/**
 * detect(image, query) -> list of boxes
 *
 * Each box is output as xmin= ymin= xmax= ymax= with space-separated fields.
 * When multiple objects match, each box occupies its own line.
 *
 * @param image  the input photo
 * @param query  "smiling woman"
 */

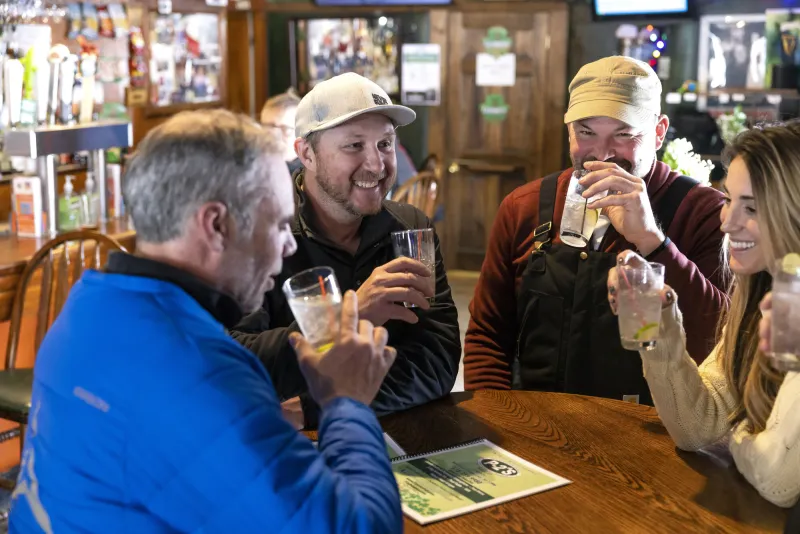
xmin=721 ymin=157 xmax=764 ymax=275
xmin=716 ymin=122 xmax=800 ymax=433
xmin=610 ymin=120 xmax=800 ymax=508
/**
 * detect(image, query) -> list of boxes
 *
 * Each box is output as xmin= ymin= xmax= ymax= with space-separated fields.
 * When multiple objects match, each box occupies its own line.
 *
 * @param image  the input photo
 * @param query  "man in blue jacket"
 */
xmin=9 ymin=109 xmax=403 ymax=533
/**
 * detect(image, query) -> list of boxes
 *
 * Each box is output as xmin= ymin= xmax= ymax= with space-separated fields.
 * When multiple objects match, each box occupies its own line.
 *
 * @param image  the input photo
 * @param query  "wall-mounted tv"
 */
xmin=593 ymin=0 xmax=690 ymax=21
xmin=314 ymin=0 xmax=450 ymax=5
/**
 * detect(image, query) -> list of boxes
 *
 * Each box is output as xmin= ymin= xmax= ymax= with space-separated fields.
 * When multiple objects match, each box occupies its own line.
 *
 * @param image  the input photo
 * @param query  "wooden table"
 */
xmin=0 ymin=219 xmax=136 ymax=323
xmin=377 ymin=390 xmax=788 ymax=533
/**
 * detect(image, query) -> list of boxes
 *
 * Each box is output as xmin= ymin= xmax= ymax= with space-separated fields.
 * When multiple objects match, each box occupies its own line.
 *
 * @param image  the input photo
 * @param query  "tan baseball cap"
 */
xmin=295 ymin=73 xmax=416 ymax=139
xmin=564 ymin=56 xmax=662 ymax=130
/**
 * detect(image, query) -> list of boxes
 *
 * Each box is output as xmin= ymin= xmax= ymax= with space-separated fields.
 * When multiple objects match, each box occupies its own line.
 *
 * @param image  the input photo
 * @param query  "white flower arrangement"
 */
xmin=661 ymin=138 xmax=715 ymax=185
xmin=716 ymin=105 xmax=748 ymax=145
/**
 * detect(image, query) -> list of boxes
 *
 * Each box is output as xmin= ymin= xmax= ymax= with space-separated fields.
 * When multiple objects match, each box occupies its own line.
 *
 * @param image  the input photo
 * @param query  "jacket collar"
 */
xmin=105 ymin=252 xmax=243 ymax=329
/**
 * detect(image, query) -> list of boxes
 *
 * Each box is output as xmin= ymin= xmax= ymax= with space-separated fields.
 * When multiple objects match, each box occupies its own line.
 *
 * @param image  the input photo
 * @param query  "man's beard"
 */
xmin=315 ymin=162 xmax=396 ymax=217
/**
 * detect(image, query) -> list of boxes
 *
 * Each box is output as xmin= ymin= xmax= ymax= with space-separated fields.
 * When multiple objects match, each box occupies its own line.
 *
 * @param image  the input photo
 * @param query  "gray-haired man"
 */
xmin=10 ymin=109 xmax=403 ymax=532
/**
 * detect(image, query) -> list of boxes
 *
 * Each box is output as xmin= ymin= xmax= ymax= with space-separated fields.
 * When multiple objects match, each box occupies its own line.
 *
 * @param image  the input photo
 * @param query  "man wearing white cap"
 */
xmin=232 ymin=73 xmax=461 ymax=429
xmin=464 ymin=56 xmax=727 ymax=404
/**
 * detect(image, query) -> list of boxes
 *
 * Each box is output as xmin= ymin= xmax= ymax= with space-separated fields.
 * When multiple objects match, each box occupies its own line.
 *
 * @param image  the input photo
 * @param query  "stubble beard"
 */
xmin=314 ymin=159 xmax=396 ymax=217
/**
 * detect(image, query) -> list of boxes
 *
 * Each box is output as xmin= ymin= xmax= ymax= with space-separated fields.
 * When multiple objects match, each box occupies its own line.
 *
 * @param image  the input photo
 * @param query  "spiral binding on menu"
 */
xmin=390 ymin=438 xmax=487 ymax=464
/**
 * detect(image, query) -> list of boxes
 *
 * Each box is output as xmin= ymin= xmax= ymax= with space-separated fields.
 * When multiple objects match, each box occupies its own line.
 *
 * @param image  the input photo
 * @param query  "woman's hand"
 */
xmin=758 ymin=291 xmax=773 ymax=354
xmin=607 ymin=250 xmax=677 ymax=315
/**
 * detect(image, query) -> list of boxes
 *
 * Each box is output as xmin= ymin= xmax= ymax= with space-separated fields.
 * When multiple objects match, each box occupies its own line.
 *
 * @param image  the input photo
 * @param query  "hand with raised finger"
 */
xmin=291 ymin=290 xmax=398 ymax=408
xmin=609 ymin=250 xmax=676 ymax=313
xmin=580 ymin=161 xmax=666 ymax=256
xmin=355 ymin=256 xmax=434 ymax=326
xmin=608 ymin=250 xmax=645 ymax=314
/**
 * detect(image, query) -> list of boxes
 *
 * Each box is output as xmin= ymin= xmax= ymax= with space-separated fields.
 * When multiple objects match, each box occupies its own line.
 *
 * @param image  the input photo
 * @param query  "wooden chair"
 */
xmin=0 ymin=230 xmax=125 ymax=488
xmin=392 ymin=171 xmax=441 ymax=219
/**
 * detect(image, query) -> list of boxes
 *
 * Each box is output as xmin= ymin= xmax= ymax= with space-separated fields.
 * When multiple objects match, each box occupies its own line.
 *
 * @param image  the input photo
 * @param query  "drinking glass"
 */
xmin=282 ymin=266 xmax=342 ymax=353
xmin=559 ymin=170 xmax=608 ymax=248
xmin=768 ymin=257 xmax=800 ymax=371
xmin=617 ymin=262 xmax=665 ymax=351
xmin=390 ymin=228 xmax=436 ymax=307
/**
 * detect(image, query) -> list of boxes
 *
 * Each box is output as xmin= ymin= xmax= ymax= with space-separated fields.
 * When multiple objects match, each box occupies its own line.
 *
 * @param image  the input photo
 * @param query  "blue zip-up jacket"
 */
xmin=9 ymin=270 xmax=402 ymax=533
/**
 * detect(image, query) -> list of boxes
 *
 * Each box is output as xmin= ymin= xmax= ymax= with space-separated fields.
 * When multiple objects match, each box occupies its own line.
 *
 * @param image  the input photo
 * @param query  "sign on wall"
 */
xmin=477 ymin=26 xmax=514 ymax=121
xmin=476 ymin=53 xmax=516 ymax=87
xmin=401 ymin=43 xmax=441 ymax=106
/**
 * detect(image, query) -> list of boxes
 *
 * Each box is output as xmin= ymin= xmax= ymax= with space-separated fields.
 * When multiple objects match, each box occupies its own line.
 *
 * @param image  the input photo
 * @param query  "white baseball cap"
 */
xmin=295 ymin=73 xmax=416 ymax=139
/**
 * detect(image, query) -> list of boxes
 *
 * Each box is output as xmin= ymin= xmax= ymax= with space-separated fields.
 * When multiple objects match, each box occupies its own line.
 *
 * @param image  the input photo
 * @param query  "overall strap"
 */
xmin=533 ymin=170 xmax=563 ymax=246
xmin=654 ymin=174 xmax=700 ymax=233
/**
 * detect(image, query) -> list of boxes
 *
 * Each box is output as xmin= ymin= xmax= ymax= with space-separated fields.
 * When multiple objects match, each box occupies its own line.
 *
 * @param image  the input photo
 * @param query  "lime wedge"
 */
xmin=781 ymin=253 xmax=800 ymax=276
xmin=633 ymin=322 xmax=659 ymax=340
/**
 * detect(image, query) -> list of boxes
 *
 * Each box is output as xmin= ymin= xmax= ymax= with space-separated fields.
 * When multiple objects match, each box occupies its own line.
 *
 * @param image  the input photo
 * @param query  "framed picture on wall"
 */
xmin=697 ymin=14 xmax=767 ymax=94
xmin=290 ymin=17 xmax=400 ymax=98
xmin=765 ymin=9 xmax=800 ymax=88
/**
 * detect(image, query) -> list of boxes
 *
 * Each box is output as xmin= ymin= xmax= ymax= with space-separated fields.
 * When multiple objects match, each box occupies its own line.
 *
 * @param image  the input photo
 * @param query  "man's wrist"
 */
xmin=635 ymin=230 xmax=666 ymax=257
xmin=319 ymin=395 xmax=371 ymax=410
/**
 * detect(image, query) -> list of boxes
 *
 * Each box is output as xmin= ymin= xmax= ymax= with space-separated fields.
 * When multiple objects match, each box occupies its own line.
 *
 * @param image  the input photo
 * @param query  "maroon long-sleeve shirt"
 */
xmin=464 ymin=161 xmax=729 ymax=391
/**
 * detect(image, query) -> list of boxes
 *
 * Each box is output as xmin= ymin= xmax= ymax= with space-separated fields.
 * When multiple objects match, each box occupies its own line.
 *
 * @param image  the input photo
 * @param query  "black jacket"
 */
xmin=231 ymin=178 xmax=461 ymax=428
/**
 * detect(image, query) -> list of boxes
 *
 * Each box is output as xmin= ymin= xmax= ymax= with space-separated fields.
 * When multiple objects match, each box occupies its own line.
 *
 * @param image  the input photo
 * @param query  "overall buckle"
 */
xmin=533 ymin=222 xmax=552 ymax=251
xmin=533 ymin=221 xmax=552 ymax=238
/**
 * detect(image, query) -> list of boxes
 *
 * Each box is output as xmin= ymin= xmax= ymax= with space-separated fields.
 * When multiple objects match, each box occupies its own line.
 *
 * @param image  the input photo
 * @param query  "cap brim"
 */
xmin=305 ymin=104 xmax=417 ymax=136
xmin=564 ymin=100 xmax=658 ymax=130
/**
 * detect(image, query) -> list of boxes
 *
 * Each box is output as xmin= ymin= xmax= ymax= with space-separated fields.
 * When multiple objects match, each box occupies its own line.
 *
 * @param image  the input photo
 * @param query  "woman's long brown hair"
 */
xmin=719 ymin=121 xmax=800 ymax=432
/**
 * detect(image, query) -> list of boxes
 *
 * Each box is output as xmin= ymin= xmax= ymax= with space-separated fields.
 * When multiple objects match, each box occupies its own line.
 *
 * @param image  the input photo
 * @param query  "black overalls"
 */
xmin=513 ymin=171 xmax=699 ymax=405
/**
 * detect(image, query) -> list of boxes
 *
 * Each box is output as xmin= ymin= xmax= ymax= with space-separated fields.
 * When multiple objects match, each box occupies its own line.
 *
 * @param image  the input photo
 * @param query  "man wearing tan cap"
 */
xmin=463 ymin=56 xmax=727 ymax=404
xmin=232 ymin=73 xmax=461 ymax=429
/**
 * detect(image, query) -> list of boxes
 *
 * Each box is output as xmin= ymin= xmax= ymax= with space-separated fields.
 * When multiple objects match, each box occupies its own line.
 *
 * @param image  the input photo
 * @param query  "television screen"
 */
xmin=315 ymin=0 xmax=450 ymax=5
xmin=593 ymin=0 xmax=689 ymax=18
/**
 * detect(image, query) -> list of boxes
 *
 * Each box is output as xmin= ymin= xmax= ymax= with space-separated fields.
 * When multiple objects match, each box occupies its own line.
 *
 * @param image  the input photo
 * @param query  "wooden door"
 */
xmin=429 ymin=4 xmax=569 ymax=271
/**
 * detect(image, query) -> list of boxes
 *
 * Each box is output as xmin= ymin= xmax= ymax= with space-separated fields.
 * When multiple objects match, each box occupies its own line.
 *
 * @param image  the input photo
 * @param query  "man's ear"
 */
xmin=654 ymin=114 xmax=670 ymax=151
xmin=197 ymin=201 xmax=230 ymax=252
xmin=295 ymin=137 xmax=317 ymax=173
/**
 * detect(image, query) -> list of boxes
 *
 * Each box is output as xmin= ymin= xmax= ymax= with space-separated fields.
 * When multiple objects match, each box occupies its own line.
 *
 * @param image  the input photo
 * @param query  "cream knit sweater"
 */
xmin=640 ymin=303 xmax=800 ymax=508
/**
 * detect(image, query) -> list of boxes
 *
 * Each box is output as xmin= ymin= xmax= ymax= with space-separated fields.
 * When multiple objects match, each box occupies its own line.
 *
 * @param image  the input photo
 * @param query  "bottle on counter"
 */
xmin=80 ymin=171 xmax=100 ymax=228
xmin=58 ymin=175 xmax=82 ymax=231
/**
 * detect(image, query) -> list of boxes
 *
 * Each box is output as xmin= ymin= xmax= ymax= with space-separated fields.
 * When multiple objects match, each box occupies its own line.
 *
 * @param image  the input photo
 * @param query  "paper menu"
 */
xmin=391 ymin=439 xmax=570 ymax=525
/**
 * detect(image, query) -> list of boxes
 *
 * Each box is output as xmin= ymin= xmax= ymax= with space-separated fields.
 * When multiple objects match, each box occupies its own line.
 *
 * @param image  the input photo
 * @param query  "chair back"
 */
xmin=5 ymin=231 xmax=126 ymax=369
xmin=392 ymin=171 xmax=440 ymax=219
xmin=418 ymin=154 xmax=441 ymax=177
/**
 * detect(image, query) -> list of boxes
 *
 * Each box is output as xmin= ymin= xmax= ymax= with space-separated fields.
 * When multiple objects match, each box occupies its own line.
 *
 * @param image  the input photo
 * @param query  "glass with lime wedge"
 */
xmin=617 ymin=262 xmax=665 ymax=351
